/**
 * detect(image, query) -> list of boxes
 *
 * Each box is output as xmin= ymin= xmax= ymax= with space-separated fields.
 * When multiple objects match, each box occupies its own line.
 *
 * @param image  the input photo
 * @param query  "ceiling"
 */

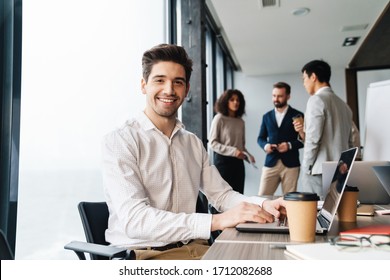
xmin=207 ymin=0 xmax=390 ymax=76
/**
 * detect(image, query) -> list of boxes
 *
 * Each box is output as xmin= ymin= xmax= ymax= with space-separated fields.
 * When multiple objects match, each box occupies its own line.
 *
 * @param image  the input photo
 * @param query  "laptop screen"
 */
xmin=372 ymin=165 xmax=390 ymax=196
xmin=319 ymin=147 xmax=358 ymax=223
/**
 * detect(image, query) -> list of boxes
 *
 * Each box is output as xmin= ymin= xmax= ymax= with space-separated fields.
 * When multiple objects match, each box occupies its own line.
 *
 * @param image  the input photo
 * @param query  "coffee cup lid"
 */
xmin=344 ymin=185 xmax=359 ymax=192
xmin=284 ymin=192 xmax=320 ymax=201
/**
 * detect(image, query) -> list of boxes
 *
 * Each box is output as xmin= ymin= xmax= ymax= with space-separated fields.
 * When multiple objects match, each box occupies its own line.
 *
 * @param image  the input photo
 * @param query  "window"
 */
xmin=204 ymin=7 xmax=236 ymax=161
xmin=16 ymin=0 xmax=167 ymax=259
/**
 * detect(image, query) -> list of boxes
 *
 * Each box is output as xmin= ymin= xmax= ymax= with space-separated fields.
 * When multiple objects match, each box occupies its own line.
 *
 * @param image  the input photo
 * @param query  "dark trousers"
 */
xmin=214 ymin=153 xmax=245 ymax=194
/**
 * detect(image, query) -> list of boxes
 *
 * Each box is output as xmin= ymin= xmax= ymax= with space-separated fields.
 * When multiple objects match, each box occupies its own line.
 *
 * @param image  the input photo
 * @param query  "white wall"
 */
xmin=234 ymin=68 xmax=347 ymax=196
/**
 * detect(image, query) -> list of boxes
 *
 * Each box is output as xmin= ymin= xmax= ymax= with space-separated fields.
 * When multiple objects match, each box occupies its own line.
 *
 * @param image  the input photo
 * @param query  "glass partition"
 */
xmin=17 ymin=0 xmax=167 ymax=259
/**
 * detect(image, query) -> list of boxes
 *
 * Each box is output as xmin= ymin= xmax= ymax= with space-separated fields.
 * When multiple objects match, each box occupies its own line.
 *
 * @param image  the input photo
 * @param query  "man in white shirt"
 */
xmin=102 ymin=44 xmax=286 ymax=260
xmin=294 ymin=60 xmax=353 ymax=197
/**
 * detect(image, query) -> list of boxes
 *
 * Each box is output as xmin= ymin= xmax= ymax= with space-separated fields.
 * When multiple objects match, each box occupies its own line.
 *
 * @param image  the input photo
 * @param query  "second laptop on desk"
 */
xmin=322 ymin=160 xmax=390 ymax=204
xmin=236 ymin=147 xmax=358 ymax=234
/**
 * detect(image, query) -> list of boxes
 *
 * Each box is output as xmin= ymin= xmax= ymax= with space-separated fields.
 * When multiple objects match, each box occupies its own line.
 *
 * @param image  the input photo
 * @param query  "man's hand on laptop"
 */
xmin=211 ymin=201 xmax=279 ymax=231
xmin=262 ymin=197 xmax=287 ymax=220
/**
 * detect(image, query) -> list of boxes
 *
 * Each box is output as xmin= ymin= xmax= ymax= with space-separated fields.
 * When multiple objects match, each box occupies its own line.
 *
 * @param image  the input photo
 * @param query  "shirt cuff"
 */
xmin=196 ymin=213 xmax=214 ymax=240
xmin=264 ymin=143 xmax=270 ymax=152
xmin=288 ymin=142 xmax=292 ymax=150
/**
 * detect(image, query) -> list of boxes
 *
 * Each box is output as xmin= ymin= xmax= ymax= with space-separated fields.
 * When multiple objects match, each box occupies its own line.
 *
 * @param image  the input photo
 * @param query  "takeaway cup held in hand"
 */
xmin=292 ymin=114 xmax=303 ymax=126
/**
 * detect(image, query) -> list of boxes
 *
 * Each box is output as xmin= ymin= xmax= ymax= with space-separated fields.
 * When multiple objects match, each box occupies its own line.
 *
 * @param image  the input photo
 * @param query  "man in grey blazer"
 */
xmin=294 ymin=60 xmax=353 ymax=197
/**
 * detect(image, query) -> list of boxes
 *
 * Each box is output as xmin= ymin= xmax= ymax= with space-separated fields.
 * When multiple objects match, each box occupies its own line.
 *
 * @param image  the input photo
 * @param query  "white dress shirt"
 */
xmin=102 ymin=112 xmax=266 ymax=249
xmin=274 ymin=106 xmax=288 ymax=127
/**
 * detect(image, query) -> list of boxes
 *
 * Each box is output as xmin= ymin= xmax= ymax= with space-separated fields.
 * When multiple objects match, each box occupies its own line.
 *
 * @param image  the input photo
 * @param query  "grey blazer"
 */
xmin=303 ymin=87 xmax=353 ymax=175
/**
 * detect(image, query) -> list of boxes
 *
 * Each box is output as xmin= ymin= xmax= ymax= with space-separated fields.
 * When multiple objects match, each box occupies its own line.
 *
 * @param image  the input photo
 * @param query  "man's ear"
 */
xmin=141 ymin=78 xmax=147 ymax=94
xmin=310 ymin=73 xmax=318 ymax=82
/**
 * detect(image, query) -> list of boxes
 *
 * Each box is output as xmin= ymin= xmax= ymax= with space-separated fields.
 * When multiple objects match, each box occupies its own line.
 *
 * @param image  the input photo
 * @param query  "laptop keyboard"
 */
xmin=317 ymin=214 xmax=329 ymax=229
xmin=277 ymin=216 xmax=288 ymax=227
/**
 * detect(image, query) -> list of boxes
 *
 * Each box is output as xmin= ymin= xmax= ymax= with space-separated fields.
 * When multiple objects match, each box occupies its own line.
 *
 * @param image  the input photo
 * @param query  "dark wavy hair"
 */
xmin=142 ymin=44 xmax=193 ymax=85
xmin=215 ymin=89 xmax=246 ymax=117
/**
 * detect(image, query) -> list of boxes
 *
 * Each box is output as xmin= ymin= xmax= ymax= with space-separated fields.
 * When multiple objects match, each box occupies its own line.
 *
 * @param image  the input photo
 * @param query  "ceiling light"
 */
xmin=291 ymin=7 xmax=310 ymax=16
xmin=342 ymin=37 xmax=360 ymax=47
xmin=341 ymin=24 xmax=368 ymax=32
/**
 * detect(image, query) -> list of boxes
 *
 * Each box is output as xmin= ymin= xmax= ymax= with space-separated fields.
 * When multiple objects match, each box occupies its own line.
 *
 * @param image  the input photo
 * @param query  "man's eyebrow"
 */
xmin=151 ymin=74 xmax=166 ymax=79
xmin=175 ymin=77 xmax=186 ymax=83
xmin=151 ymin=75 xmax=186 ymax=82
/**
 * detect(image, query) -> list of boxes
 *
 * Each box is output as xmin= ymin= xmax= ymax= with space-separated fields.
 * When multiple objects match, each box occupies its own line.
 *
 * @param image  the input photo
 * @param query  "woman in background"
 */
xmin=209 ymin=89 xmax=255 ymax=194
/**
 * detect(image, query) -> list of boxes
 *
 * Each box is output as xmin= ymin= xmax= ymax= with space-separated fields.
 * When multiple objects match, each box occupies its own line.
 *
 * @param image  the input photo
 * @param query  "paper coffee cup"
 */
xmin=337 ymin=186 xmax=359 ymax=222
xmin=292 ymin=114 xmax=303 ymax=124
xmin=284 ymin=192 xmax=320 ymax=242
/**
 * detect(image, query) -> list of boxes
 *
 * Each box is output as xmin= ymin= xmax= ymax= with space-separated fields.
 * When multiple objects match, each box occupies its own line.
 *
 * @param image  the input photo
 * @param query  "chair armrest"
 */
xmin=64 ymin=241 xmax=134 ymax=260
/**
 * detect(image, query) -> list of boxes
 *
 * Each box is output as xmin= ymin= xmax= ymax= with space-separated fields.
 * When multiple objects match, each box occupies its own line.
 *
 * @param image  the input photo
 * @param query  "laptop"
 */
xmin=372 ymin=165 xmax=390 ymax=198
xmin=322 ymin=161 xmax=390 ymax=204
xmin=236 ymin=147 xmax=358 ymax=234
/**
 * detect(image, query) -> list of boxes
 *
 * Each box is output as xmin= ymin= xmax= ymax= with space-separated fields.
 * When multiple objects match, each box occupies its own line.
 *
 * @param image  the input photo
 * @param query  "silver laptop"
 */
xmin=236 ymin=147 xmax=358 ymax=234
xmin=372 ymin=166 xmax=390 ymax=198
xmin=322 ymin=161 xmax=390 ymax=204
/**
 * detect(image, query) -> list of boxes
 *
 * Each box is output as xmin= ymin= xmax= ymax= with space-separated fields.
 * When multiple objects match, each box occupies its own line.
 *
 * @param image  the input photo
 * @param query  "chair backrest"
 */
xmin=0 ymin=229 xmax=14 ymax=260
xmin=78 ymin=201 xmax=110 ymax=260
xmin=196 ymin=192 xmax=219 ymax=245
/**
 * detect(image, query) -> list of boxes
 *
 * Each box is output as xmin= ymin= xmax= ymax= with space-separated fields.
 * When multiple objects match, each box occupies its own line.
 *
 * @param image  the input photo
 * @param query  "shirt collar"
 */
xmin=274 ymin=105 xmax=289 ymax=114
xmin=137 ymin=111 xmax=185 ymax=133
xmin=315 ymin=86 xmax=330 ymax=95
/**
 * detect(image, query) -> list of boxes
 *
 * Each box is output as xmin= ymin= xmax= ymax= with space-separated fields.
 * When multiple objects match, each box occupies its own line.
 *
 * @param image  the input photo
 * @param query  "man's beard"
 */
xmin=274 ymin=101 xmax=287 ymax=108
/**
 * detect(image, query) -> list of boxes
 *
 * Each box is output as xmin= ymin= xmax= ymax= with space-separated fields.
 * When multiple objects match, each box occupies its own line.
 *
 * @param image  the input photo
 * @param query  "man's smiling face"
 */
xmin=142 ymin=61 xmax=189 ymax=121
